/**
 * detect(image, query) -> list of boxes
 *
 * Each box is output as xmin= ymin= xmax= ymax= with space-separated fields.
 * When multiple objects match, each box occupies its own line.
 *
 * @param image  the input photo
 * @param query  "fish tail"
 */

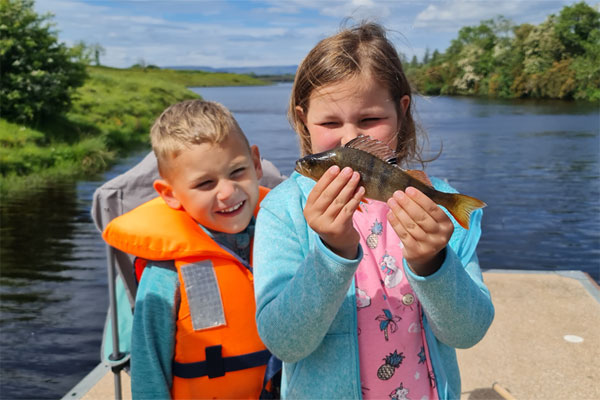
xmin=439 ymin=193 xmax=487 ymax=230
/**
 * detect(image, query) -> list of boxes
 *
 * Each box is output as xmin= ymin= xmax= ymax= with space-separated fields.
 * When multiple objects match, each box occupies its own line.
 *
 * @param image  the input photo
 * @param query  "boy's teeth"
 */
xmin=221 ymin=201 xmax=243 ymax=213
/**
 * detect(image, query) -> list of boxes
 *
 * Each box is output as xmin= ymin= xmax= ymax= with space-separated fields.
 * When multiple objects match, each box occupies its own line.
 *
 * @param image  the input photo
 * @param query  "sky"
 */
xmin=34 ymin=0 xmax=596 ymax=69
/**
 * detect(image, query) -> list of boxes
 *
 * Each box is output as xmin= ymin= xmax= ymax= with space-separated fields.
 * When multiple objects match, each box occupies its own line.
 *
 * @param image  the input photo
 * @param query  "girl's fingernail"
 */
xmin=394 ymin=190 xmax=404 ymax=200
xmin=342 ymin=167 xmax=352 ymax=175
xmin=329 ymin=165 xmax=340 ymax=174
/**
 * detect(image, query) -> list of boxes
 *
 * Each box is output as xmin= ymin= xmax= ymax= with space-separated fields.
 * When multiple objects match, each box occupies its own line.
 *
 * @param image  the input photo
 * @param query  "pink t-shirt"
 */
xmin=353 ymin=200 xmax=438 ymax=400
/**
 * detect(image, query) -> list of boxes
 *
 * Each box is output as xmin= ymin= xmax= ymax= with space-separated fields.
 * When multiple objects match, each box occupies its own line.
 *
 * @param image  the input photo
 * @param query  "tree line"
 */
xmin=1 ymin=0 xmax=598 ymax=130
xmin=405 ymin=2 xmax=600 ymax=101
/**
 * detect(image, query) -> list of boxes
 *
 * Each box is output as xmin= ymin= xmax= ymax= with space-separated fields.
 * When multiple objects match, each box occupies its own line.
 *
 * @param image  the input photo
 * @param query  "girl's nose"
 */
xmin=216 ymin=180 xmax=236 ymax=201
xmin=340 ymin=125 xmax=361 ymax=146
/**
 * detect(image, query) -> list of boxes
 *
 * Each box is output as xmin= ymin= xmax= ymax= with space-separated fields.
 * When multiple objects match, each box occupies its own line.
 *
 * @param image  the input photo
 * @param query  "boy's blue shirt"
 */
xmin=253 ymin=171 xmax=494 ymax=399
xmin=131 ymin=266 xmax=178 ymax=399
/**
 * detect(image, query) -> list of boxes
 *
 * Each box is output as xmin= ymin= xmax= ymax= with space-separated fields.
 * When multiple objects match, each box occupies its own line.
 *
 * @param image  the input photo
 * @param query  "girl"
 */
xmin=253 ymin=22 xmax=494 ymax=400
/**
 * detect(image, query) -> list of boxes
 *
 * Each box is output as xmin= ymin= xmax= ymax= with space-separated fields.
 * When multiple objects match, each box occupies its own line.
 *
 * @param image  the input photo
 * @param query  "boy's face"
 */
xmin=155 ymin=130 xmax=263 ymax=234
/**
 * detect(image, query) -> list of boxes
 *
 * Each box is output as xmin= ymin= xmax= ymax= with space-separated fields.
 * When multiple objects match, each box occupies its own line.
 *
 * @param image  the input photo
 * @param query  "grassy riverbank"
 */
xmin=0 ymin=66 xmax=268 ymax=195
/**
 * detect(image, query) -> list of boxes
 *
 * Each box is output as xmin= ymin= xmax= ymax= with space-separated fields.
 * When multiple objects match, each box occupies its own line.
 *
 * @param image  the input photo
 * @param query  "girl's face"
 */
xmin=297 ymin=73 xmax=410 ymax=154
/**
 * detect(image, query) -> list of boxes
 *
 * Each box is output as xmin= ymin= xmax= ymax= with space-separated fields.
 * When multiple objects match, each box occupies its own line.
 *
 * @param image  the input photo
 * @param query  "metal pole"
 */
xmin=106 ymin=244 xmax=124 ymax=400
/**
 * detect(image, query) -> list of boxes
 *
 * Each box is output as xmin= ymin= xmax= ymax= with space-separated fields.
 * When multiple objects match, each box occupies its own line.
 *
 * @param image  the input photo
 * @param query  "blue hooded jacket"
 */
xmin=253 ymin=172 xmax=494 ymax=399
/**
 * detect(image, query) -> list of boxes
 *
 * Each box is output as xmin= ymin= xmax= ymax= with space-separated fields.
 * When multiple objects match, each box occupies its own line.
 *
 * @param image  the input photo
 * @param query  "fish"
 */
xmin=295 ymin=135 xmax=486 ymax=229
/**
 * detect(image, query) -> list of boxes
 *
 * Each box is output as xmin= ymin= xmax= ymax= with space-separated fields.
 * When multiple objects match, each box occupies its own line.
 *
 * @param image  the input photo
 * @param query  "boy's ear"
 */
xmin=295 ymin=106 xmax=306 ymax=124
xmin=250 ymin=145 xmax=263 ymax=180
xmin=153 ymin=178 xmax=182 ymax=210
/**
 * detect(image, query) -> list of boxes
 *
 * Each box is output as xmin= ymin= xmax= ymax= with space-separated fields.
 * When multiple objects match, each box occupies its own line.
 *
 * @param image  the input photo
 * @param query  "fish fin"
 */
xmin=345 ymin=135 xmax=397 ymax=164
xmin=442 ymin=193 xmax=487 ymax=230
xmin=405 ymin=169 xmax=433 ymax=186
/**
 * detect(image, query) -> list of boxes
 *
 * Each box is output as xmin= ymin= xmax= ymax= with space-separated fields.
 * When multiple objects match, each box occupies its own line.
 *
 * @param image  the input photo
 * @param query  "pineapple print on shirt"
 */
xmin=377 ymin=350 xmax=405 ymax=380
xmin=367 ymin=219 xmax=383 ymax=249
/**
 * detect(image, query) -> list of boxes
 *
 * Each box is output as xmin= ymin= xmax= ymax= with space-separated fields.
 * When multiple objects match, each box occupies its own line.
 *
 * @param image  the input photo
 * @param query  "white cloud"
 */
xmin=32 ymin=0 xmax=584 ymax=68
xmin=416 ymin=1 xmax=518 ymax=30
xmin=321 ymin=0 xmax=391 ymax=18
xmin=260 ymin=0 xmax=390 ymax=18
xmin=413 ymin=0 xmax=574 ymax=31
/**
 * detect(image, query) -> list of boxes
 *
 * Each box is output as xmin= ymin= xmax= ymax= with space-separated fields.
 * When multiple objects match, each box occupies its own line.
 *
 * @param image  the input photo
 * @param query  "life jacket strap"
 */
xmin=172 ymin=345 xmax=271 ymax=379
xmin=260 ymin=354 xmax=282 ymax=399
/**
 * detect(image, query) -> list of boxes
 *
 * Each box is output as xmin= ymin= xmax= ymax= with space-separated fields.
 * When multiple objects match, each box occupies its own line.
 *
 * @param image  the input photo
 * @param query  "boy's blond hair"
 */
xmin=150 ymin=99 xmax=249 ymax=175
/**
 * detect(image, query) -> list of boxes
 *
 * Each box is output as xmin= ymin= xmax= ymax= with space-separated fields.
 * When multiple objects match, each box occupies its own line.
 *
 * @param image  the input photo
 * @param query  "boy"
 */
xmin=102 ymin=100 xmax=276 ymax=399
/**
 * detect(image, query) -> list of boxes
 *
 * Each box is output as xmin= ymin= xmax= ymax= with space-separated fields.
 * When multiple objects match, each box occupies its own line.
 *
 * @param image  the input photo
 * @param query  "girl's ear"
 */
xmin=295 ymin=106 xmax=307 ymax=124
xmin=399 ymin=95 xmax=410 ymax=116
xmin=250 ymin=145 xmax=263 ymax=180
xmin=153 ymin=179 xmax=182 ymax=210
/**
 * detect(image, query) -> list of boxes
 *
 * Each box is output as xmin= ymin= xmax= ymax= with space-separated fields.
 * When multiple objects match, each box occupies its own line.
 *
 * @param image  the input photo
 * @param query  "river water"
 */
xmin=0 ymin=83 xmax=598 ymax=398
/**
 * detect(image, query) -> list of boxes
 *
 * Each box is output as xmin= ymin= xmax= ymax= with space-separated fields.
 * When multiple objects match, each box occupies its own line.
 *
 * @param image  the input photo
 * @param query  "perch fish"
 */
xmin=295 ymin=135 xmax=486 ymax=229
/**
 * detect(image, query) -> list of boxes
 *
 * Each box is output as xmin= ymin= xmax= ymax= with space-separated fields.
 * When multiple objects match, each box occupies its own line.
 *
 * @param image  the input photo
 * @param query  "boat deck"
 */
xmin=457 ymin=270 xmax=599 ymax=399
xmin=63 ymin=269 xmax=600 ymax=400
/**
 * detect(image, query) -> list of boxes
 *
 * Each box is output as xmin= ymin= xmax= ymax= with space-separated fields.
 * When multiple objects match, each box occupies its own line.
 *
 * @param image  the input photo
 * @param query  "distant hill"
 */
xmin=165 ymin=65 xmax=297 ymax=76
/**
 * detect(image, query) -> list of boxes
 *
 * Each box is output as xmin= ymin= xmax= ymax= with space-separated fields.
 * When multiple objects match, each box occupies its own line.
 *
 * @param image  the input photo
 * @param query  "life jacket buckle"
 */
xmin=205 ymin=345 xmax=225 ymax=378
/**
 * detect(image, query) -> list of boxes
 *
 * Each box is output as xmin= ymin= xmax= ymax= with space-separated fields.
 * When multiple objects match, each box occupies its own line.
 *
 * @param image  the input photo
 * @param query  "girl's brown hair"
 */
xmin=289 ymin=21 xmax=425 ymax=166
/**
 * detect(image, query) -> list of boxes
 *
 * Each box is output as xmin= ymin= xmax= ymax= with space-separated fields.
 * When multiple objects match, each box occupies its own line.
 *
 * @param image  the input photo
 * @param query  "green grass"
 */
xmin=119 ymin=66 xmax=269 ymax=87
xmin=0 ymin=66 xmax=270 ymax=196
xmin=0 ymin=118 xmax=114 ymax=192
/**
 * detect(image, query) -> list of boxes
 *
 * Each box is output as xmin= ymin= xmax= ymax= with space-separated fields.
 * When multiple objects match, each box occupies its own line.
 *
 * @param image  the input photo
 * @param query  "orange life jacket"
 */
xmin=103 ymin=187 xmax=272 ymax=399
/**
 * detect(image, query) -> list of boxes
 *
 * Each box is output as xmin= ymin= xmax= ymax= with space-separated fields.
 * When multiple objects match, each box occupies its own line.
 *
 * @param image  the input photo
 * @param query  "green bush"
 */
xmin=410 ymin=2 xmax=599 ymax=101
xmin=0 ymin=0 xmax=87 ymax=124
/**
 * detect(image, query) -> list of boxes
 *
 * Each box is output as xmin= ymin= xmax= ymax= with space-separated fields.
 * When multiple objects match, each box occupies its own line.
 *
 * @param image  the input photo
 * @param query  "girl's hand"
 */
xmin=386 ymin=187 xmax=454 ymax=276
xmin=304 ymin=166 xmax=364 ymax=259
